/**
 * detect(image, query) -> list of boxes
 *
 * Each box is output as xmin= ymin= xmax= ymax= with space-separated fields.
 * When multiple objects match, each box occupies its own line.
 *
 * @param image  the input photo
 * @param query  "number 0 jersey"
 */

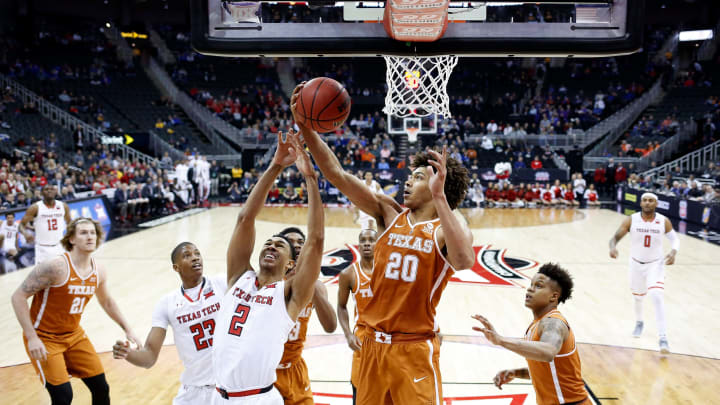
xmin=212 ymin=270 xmax=295 ymax=391
xmin=29 ymin=252 xmax=97 ymax=335
xmin=151 ymin=275 xmax=227 ymax=386
xmin=362 ymin=209 xmax=456 ymax=335
xmin=630 ymin=212 xmax=667 ymax=262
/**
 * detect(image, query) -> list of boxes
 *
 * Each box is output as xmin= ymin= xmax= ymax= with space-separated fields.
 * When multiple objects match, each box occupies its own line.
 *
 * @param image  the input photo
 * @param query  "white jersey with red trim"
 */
xmin=33 ymin=200 xmax=66 ymax=246
xmin=152 ymin=275 xmax=227 ymax=386
xmin=630 ymin=212 xmax=666 ymax=262
xmin=212 ymin=271 xmax=294 ymax=391
xmin=0 ymin=220 xmax=19 ymax=251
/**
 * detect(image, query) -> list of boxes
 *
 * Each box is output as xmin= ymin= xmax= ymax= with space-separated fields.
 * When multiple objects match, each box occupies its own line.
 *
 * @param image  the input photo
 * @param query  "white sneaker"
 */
xmin=659 ymin=338 xmax=670 ymax=354
xmin=632 ymin=321 xmax=644 ymax=338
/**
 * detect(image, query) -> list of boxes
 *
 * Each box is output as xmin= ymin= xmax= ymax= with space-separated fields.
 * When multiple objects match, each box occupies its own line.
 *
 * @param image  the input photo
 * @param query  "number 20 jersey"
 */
xmin=362 ymin=209 xmax=457 ymax=335
xmin=212 ymin=270 xmax=295 ymax=391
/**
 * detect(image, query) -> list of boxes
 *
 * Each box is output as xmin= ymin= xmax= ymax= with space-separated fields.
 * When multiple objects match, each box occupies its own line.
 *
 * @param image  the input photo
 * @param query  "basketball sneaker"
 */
xmin=659 ymin=338 xmax=670 ymax=354
xmin=632 ymin=321 xmax=643 ymax=338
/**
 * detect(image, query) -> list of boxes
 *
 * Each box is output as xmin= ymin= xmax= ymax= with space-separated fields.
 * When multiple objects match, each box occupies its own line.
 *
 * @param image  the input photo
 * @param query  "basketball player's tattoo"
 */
xmin=539 ymin=317 xmax=568 ymax=352
xmin=21 ymin=259 xmax=64 ymax=294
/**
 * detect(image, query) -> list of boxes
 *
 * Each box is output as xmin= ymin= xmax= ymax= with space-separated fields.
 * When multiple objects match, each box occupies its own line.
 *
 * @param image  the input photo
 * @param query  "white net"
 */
xmin=383 ymin=55 xmax=458 ymax=118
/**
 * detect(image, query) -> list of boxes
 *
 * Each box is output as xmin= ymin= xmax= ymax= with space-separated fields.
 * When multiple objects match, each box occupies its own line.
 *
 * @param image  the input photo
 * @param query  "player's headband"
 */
xmin=640 ymin=192 xmax=658 ymax=201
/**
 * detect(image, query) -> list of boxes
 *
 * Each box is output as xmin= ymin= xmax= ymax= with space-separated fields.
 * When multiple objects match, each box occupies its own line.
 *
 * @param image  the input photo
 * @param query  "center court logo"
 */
xmin=321 ymin=244 xmax=536 ymax=288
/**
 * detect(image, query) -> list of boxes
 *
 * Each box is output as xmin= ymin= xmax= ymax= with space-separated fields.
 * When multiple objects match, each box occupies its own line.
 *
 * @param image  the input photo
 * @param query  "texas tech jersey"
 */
xmin=152 ymin=275 xmax=227 ymax=386
xmin=33 ymin=200 xmax=66 ymax=245
xmin=0 ymin=220 xmax=19 ymax=251
xmin=630 ymin=212 xmax=667 ymax=262
xmin=212 ymin=271 xmax=294 ymax=391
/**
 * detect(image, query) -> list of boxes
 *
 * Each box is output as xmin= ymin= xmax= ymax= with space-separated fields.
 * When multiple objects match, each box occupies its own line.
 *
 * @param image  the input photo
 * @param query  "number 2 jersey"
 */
xmin=151 ymin=275 xmax=227 ymax=386
xmin=362 ymin=209 xmax=457 ymax=335
xmin=212 ymin=270 xmax=295 ymax=391
xmin=29 ymin=252 xmax=97 ymax=335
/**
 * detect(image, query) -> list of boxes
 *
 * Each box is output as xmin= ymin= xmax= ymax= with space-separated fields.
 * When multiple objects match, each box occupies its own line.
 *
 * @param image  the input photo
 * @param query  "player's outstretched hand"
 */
xmin=493 ymin=369 xmax=516 ymax=389
xmin=287 ymin=129 xmax=317 ymax=179
xmin=344 ymin=332 xmax=362 ymax=352
xmin=426 ymin=146 xmax=448 ymax=199
xmin=609 ymin=248 xmax=618 ymax=259
xmin=471 ymin=314 xmax=503 ymax=346
xmin=290 ymin=82 xmax=309 ymax=132
xmin=112 ymin=340 xmax=131 ymax=360
xmin=27 ymin=335 xmax=48 ymax=361
xmin=271 ymin=131 xmax=297 ymax=168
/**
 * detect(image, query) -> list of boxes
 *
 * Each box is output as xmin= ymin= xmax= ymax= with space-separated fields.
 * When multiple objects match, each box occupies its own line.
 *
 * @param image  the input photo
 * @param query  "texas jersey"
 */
xmin=152 ymin=275 xmax=227 ymax=386
xmin=350 ymin=262 xmax=373 ymax=326
xmin=213 ymin=271 xmax=295 ymax=391
xmin=630 ymin=212 xmax=667 ymax=262
xmin=29 ymin=252 xmax=97 ymax=334
xmin=525 ymin=310 xmax=588 ymax=405
xmin=0 ymin=220 xmax=19 ymax=251
xmin=362 ymin=209 xmax=455 ymax=335
xmin=33 ymin=200 xmax=66 ymax=245
xmin=280 ymin=302 xmax=313 ymax=364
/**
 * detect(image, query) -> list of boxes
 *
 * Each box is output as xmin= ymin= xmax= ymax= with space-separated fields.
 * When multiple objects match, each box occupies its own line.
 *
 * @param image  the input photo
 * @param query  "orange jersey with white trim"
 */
xmin=362 ymin=209 xmax=454 ymax=335
xmin=29 ymin=252 xmax=98 ymax=334
xmin=280 ymin=302 xmax=313 ymax=363
xmin=351 ymin=262 xmax=373 ymax=326
xmin=525 ymin=310 xmax=588 ymax=405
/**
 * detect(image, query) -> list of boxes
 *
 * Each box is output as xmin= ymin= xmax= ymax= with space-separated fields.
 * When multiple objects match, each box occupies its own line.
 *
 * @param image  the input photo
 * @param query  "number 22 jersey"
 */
xmin=151 ymin=275 xmax=227 ymax=386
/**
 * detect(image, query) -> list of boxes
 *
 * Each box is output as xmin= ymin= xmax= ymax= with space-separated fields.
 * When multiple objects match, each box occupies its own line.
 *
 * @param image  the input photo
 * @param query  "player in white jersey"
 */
xmin=0 ymin=212 xmax=21 ymax=273
xmin=355 ymin=172 xmax=383 ymax=230
xmin=609 ymin=192 xmax=679 ymax=354
xmin=198 ymin=156 xmax=212 ymax=205
xmin=19 ymin=185 xmax=71 ymax=265
xmin=112 ymin=242 xmax=227 ymax=405
xmin=212 ymin=130 xmax=324 ymax=404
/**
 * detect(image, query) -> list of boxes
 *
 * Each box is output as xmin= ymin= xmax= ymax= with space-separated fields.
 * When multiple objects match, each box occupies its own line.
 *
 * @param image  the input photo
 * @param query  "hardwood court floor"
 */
xmin=1 ymin=207 xmax=718 ymax=404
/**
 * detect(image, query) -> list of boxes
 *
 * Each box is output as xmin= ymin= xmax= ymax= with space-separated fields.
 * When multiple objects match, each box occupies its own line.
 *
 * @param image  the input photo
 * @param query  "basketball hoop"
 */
xmin=383 ymin=55 xmax=458 ymax=118
xmin=406 ymin=127 xmax=420 ymax=144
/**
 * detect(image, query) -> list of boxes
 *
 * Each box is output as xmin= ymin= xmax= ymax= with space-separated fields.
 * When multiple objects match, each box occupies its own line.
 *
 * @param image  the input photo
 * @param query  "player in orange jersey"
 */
xmin=337 ymin=229 xmax=377 ymax=404
xmin=291 ymin=83 xmax=474 ymax=405
xmin=274 ymin=226 xmax=337 ymax=405
xmin=11 ymin=217 xmax=140 ymax=405
xmin=472 ymin=263 xmax=591 ymax=405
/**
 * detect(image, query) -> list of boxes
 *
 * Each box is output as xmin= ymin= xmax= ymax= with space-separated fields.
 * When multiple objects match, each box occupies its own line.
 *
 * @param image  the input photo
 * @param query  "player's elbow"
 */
xmin=322 ymin=318 xmax=337 ymax=333
xmin=454 ymin=250 xmax=475 ymax=269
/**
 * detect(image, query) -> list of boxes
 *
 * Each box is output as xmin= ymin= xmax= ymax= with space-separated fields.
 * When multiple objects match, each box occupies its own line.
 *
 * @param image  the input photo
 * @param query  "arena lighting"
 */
xmin=679 ymin=29 xmax=714 ymax=42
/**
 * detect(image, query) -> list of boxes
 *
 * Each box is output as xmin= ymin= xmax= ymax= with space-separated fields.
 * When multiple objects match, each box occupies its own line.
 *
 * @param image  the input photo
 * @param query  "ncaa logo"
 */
xmin=534 ymin=171 xmax=550 ymax=182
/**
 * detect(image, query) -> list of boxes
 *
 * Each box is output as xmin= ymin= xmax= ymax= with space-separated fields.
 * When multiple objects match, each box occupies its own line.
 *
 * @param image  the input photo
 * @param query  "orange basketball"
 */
xmin=296 ymin=77 xmax=351 ymax=133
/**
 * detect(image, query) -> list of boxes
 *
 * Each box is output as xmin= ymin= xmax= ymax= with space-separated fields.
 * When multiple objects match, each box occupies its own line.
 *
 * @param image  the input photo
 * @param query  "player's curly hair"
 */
xmin=410 ymin=149 xmax=470 ymax=210
xmin=61 ymin=217 xmax=104 ymax=252
xmin=538 ymin=263 xmax=574 ymax=304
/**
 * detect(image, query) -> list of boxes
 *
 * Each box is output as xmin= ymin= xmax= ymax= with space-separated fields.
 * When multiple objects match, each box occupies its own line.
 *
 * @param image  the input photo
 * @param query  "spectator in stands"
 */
xmin=702 ymin=184 xmax=717 ymax=203
xmin=687 ymin=182 xmax=704 ymax=200
xmin=227 ymin=181 xmax=242 ymax=203
xmin=267 ymin=183 xmax=280 ymax=203
xmin=73 ymin=125 xmax=85 ymax=150
xmin=514 ymin=156 xmax=526 ymax=169
xmin=530 ymin=156 xmax=543 ymax=170
xmin=240 ymin=172 xmax=255 ymax=198
xmin=281 ymin=185 xmax=299 ymax=203
xmin=114 ymin=182 xmax=130 ymax=222
xmin=615 ymin=162 xmax=628 ymax=184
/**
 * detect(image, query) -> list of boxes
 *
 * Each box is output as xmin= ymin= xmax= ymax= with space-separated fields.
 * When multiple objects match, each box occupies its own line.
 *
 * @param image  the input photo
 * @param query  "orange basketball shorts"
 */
xmin=23 ymin=328 xmax=104 ymax=386
xmin=274 ymin=357 xmax=313 ymax=405
xmin=355 ymin=331 xmax=442 ymax=405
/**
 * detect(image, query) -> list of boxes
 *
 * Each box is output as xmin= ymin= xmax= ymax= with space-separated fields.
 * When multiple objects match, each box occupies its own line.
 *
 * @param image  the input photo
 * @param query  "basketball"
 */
xmin=295 ymin=77 xmax=351 ymax=133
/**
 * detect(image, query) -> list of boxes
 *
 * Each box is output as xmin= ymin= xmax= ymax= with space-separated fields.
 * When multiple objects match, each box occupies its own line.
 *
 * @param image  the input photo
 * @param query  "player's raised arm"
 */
xmin=312 ymin=280 xmax=337 ymax=333
xmin=609 ymin=216 xmax=632 ymax=258
xmin=336 ymin=265 xmax=361 ymax=351
xmin=285 ymin=132 xmax=324 ymax=320
xmin=227 ymin=132 xmax=297 ymax=286
xmin=290 ymin=83 xmax=400 ymax=228
xmin=427 ymin=147 xmax=475 ymax=269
